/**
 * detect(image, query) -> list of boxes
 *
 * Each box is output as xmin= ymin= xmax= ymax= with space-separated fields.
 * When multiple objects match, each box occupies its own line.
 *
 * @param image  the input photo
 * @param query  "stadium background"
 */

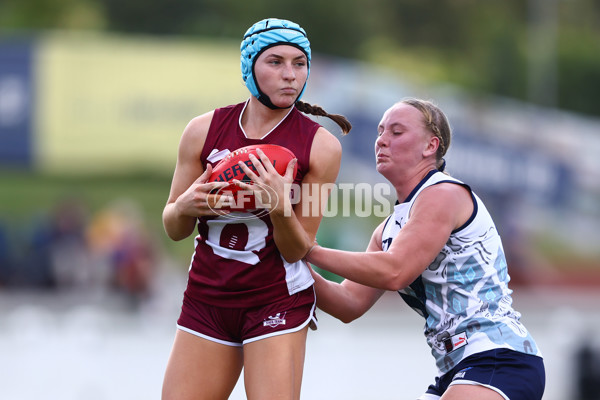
xmin=1 ymin=6 xmax=600 ymax=399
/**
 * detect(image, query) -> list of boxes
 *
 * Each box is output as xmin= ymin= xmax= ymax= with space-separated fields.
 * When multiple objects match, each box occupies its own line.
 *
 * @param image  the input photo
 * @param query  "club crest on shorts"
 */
xmin=263 ymin=312 xmax=287 ymax=328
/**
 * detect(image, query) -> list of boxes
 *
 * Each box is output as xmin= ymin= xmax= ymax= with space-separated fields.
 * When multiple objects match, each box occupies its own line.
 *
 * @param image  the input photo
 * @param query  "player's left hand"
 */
xmin=234 ymin=148 xmax=297 ymax=213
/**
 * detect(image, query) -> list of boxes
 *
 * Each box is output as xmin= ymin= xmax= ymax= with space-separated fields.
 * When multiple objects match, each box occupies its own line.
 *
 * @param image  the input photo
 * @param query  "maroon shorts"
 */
xmin=177 ymin=287 xmax=317 ymax=346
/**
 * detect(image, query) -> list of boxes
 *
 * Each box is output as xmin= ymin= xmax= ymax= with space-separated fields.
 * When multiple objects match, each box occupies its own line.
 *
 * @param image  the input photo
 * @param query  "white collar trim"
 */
xmin=238 ymin=99 xmax=295 ymax=140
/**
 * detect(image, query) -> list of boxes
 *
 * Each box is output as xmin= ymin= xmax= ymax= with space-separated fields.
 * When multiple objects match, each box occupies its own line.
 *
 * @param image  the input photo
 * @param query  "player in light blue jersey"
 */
xmin=304 ymin=98 xmax=545 ymax=400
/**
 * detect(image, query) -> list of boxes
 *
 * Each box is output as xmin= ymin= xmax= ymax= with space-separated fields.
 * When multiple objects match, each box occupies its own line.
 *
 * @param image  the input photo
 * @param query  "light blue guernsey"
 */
xmin=381 ymin=170 xmax=542 ymax=376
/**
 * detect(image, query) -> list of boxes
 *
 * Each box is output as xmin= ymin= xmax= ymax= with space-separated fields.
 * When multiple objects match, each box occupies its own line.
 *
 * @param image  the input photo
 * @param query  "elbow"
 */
xmin=323 ymin=308 xmax=362 ymax=324
xmin=368 ymin=254 xmax=414 ymax=291
xmin=282 ymin=255 xmax=303 ymax=264
xmin=339 ymin=313 xmax=361 ymax=324
xmin=162 ymin=211 xmax=195 ymax=241
xmin=165 ymin=231 xmax=188 ymax=242
xmin=279 ymin=237 xmax=314 ymax=264
xmin=318 ymin=301 xmax=365 ymax=324
xmin=280 ymin=249 xmax=306 ymax=264
xmin=336 ymin=302 xmax=370 ymax=324
xmin=381 ymin=270 xmax=412 ymax=292
xmin=381 ymin=282 xmax=401 ymax=292
xmin=163 ymin=222 xmax=194 ymax=242
xmin=383 ymin=279 xmax=404 ymax=292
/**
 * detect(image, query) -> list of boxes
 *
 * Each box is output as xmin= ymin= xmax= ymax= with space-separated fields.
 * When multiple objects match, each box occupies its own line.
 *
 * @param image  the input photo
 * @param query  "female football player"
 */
xmin=161 ymin=18 xmax=351 ymax=400
xmin=304 ymin=99 xmax=545 ymax=400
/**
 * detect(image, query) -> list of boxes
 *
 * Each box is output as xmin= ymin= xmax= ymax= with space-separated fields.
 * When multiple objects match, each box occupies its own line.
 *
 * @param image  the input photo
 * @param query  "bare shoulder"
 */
xmin=309 ymin=127 xmax=342 ymax=169
xmin=414 ymin=181 xmax=474 ymax=230
xmin=312 ymin=127 xmax=342 ymax=154
xmin=303 ymin=127 xmax=342 ymax=186
xmin=421 ymin=181 xmax=472 ymax=204
xmin=179 ymin=110 xmax=215 ymax=148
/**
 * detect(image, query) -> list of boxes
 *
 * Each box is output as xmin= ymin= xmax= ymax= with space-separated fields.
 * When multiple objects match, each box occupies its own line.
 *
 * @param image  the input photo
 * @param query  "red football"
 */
xmin=208 ymin=144 xmax=297 ymax=211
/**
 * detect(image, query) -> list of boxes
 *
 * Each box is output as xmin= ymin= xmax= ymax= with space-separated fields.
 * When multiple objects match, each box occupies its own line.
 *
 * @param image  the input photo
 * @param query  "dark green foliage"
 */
xmin=0 ymin=0 xmax=599 ymax=117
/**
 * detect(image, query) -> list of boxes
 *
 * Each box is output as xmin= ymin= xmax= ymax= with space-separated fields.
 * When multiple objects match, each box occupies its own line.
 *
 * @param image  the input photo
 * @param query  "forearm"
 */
xmin=162 ymin=202 xmax=197 ymax=241
xmin=311 ymin=270 xmax=358 ymax=323
xmin=270 ymin=207 xmax=313 ymax=263
xmin=306 ymin=245 xmax=405 ymax=291
xmin=310 ymin=266 xmax=384 ymax=323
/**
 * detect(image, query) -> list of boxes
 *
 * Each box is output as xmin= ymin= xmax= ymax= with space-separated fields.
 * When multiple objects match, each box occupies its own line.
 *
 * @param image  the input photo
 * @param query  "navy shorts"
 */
xmin=421 ymin=349 xmax=545 ymax=400
xmin=177 ymin=287 xmax=317 ymax=346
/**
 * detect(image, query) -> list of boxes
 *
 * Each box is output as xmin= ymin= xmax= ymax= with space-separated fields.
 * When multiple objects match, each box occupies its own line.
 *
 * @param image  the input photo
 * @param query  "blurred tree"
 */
xmin=100 ymin=0 xmax=211 ymax=35
xmin=0 ymin=0 xmax=105 ymax=30
xmin=1 ymin=0 xmax=599 ymax=117
xmin=0 ymin=0 xmax=68 ymax=29
xmin=558 ymin=32 xmax=600 ymax=116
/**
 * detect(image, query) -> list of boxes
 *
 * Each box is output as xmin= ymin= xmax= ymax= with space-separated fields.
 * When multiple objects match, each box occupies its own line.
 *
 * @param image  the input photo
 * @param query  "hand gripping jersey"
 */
xmin=381 ymin=170 xmax=542 ymax=376
xmin=184 ymin=101 xmax=320 ymax=308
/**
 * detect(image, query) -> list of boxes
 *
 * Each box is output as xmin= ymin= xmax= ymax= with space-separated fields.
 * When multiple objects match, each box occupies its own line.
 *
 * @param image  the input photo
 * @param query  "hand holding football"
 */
xmin=208 ymin=144 xmax=297 ymax=211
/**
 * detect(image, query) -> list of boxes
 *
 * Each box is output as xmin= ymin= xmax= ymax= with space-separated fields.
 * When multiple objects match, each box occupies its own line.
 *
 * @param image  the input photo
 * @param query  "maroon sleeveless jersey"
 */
xmin=184 ymin=101 xmax=321 ymax=307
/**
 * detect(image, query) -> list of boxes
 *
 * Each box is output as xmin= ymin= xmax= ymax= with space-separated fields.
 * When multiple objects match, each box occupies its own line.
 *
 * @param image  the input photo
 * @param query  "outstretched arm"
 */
xmin=306 ymin=183 xmax=473 ymax=290
xmin=309 ymin=223 xmax=387 ymax=323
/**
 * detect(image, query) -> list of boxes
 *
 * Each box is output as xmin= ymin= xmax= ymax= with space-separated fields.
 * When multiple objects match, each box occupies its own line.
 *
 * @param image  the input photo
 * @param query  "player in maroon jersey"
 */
xmin=161 ymin=18 xmax=351 ymax=400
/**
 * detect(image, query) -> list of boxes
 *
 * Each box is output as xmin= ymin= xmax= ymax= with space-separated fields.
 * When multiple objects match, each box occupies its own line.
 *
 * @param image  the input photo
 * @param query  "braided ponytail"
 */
xmin=296 ymin=101 xmax=352 ymax=135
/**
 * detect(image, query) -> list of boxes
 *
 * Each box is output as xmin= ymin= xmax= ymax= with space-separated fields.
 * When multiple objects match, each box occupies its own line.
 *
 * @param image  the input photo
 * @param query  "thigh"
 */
xmin=243 ymin=326 xmax=309 ymax=400
xmin=162 ymin=329 xmax=243 ymax=400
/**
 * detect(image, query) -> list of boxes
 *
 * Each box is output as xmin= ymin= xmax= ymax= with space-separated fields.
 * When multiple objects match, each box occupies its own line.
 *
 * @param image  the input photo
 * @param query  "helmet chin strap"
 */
xmin=256 ymin=82 xmax=306 ymax=110
xmin=257 ymin=92 xmax=288 ymax=110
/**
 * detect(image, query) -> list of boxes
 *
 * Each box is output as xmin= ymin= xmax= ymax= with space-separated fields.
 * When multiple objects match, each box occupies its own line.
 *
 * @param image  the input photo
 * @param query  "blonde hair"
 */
xmin=401 ymin=98 xmax=451 ymax=171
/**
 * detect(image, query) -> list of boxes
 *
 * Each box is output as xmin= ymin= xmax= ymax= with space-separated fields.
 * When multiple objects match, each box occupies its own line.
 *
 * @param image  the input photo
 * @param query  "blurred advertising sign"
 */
xmin=0 ymin=38 xmax=34 ymax=167
xmin=447 ymin=133 xmax=572 ymax=207
xmin=34 ymin=33 xmax=246 ymax=174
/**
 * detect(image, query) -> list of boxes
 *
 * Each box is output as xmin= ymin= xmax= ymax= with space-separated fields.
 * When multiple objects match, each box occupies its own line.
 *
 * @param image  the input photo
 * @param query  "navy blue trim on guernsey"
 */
xmin=398 ymin=170 xmax=478 ymax=234
xmin=402 ymin=170 xmax=438 ymax=203
xmin=391 ymin=170 xmax=479 ymax=319
xmin=427 ymin=180 xmax=477 ymax=234
xmin=381 ymin=214 xmax=394 ymax=251
xmin=392 ymin=170 xmax=442 ymax=318
xmin=453 ymin=190 xmax=477 ymax=233
xmin=399 ymin=277 xmax=429 ymax=319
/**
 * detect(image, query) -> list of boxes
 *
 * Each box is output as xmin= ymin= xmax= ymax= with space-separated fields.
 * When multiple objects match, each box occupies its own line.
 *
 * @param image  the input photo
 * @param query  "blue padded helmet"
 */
xmin=240 ymin=18 xmax=311 ymax=109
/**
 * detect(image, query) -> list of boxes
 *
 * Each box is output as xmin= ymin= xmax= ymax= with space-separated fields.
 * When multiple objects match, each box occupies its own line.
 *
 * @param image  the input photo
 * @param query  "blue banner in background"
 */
xmin=0 ymin=38 xmax=34 ymax=167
